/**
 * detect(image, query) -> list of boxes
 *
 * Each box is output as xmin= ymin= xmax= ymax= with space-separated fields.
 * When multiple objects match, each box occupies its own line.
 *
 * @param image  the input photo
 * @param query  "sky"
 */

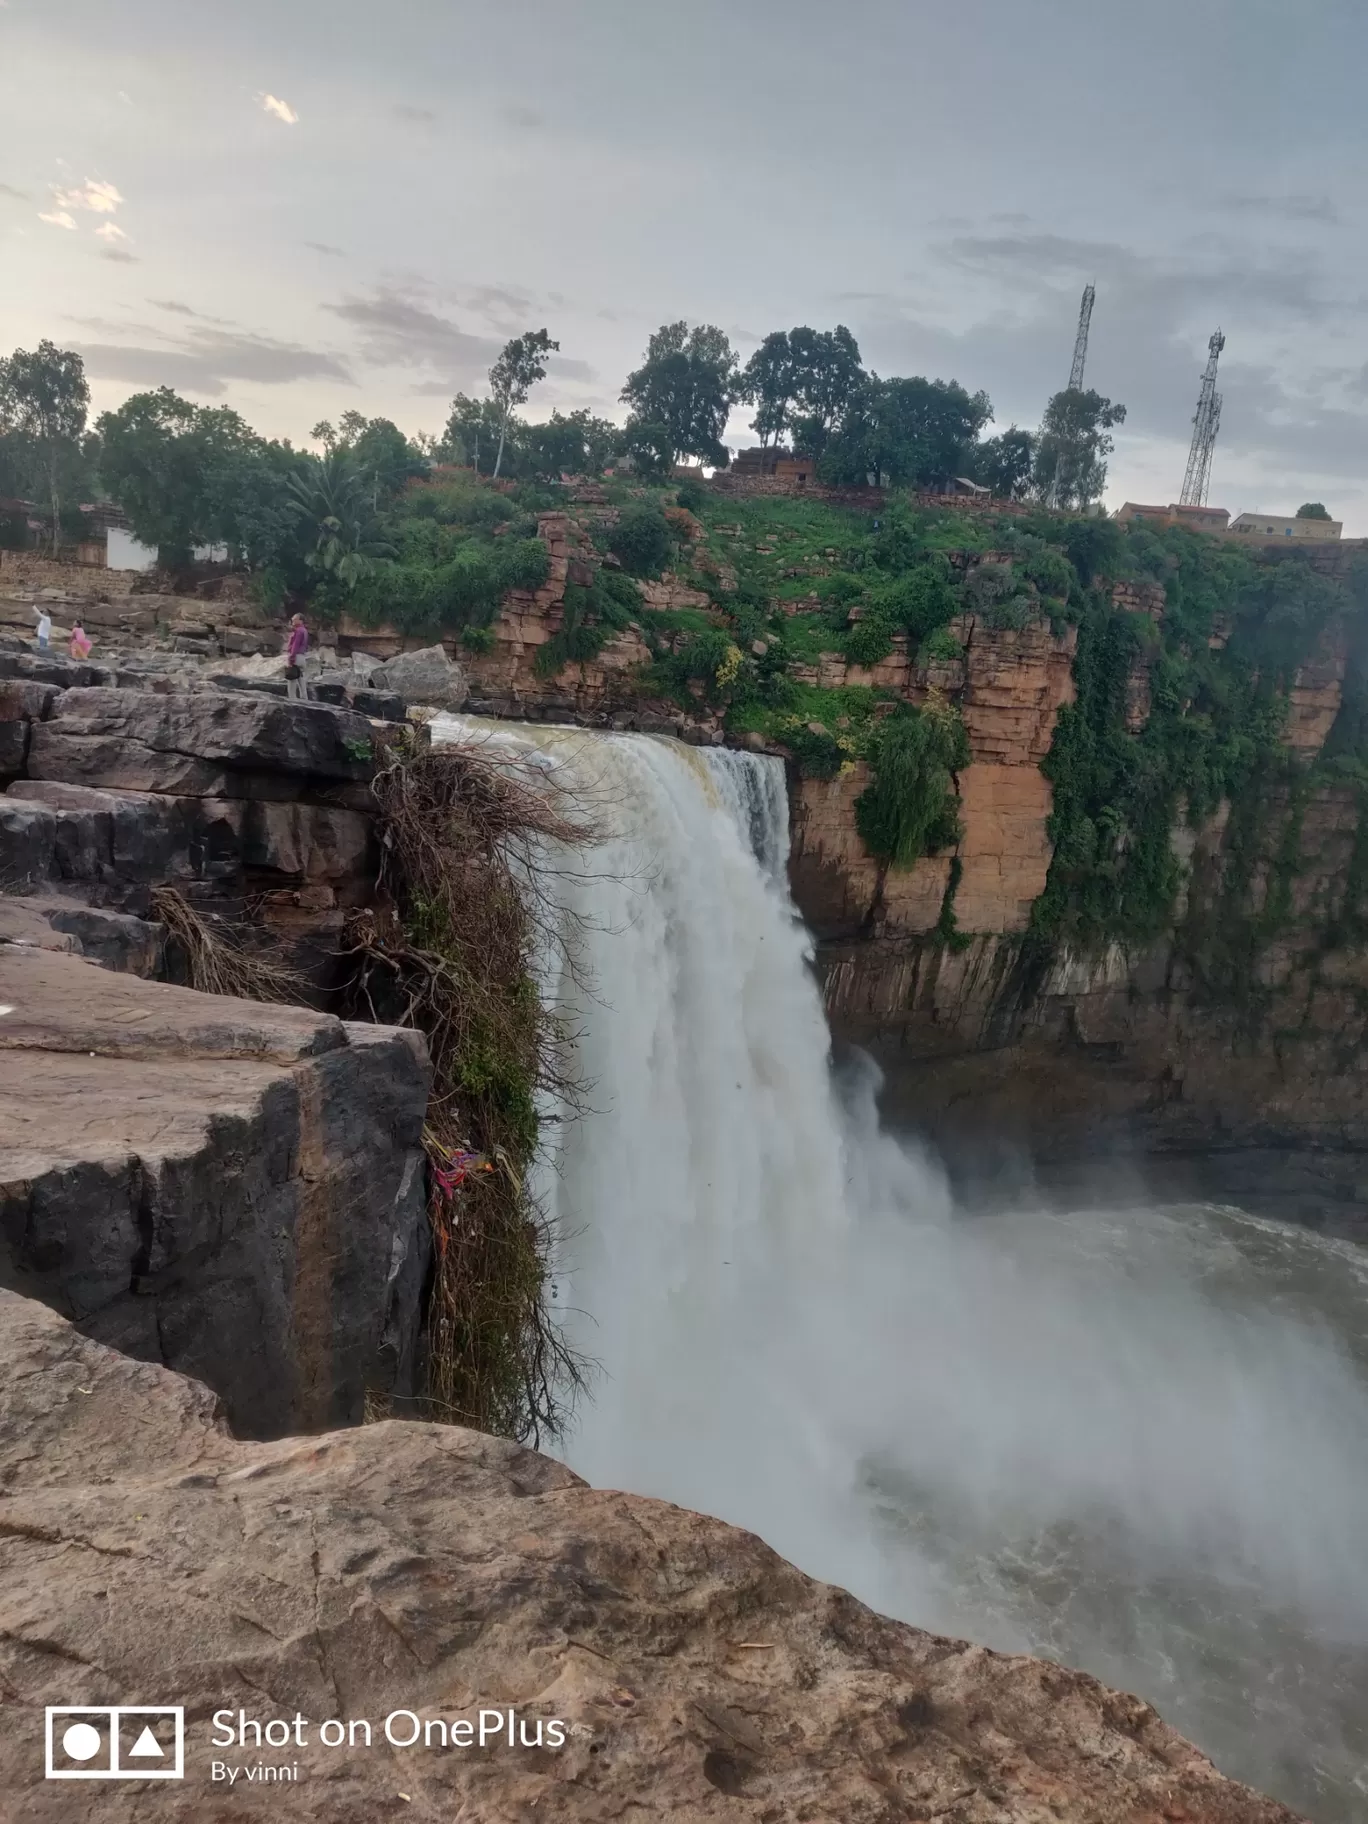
xmin=3 ymin=0 xmax=1367 ymax=526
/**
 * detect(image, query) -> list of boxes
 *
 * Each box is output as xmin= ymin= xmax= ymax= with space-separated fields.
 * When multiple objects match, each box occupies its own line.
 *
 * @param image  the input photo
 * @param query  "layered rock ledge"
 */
xmin=0 ymin=945 xmax=430 ymax=1438
xmin=0 ymin=1289 xmax=1300 ymax=1822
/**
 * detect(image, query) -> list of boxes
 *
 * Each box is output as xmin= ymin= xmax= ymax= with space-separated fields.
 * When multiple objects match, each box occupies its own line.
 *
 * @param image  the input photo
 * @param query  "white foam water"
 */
xmin=433 ymin=717 xmax=1368 ymax=1821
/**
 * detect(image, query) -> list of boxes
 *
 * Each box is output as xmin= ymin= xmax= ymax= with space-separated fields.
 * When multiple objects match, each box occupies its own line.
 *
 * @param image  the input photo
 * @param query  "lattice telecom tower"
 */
xmin=1068 ymin=284 xmax=1095 ymax=391
xmin=1179 ymin=329 xmax=1226 ymax=507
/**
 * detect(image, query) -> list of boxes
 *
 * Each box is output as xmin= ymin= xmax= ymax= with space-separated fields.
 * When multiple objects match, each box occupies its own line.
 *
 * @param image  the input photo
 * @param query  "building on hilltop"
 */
xmin=1228 ymin=510 xmax=1341 ymax=541
xmin=731 ymin=448 xmax=818 ymax=487
xmin=1114 ymin=502 xmax=1230 ymax=531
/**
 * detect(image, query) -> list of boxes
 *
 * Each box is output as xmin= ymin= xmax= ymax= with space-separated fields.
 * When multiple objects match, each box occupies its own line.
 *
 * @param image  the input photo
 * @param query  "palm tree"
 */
xmin=286 ymin=450 xmax=394 ymax=588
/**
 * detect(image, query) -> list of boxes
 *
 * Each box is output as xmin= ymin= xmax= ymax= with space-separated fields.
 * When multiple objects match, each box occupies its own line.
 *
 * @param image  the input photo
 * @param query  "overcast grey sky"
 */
xmin=4 ymin=0 xmax=1366 ymax=525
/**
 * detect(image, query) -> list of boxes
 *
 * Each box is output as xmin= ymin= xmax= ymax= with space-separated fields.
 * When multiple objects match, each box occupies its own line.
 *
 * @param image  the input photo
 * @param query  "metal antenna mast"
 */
xmin=1179 ymin=329 xmax=1225 ymax=507
xmin=1068 ymin=283 xmax=1095 ymax=391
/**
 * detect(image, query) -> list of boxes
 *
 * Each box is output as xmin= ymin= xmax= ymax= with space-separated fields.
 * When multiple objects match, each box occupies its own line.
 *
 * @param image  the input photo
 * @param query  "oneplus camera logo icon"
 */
xmin=45 ymin=1706 xmax=185 ymax=1780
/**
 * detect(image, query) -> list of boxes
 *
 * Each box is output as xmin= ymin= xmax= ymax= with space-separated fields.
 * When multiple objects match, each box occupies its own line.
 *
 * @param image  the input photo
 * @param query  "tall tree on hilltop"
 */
xmin=621 ymin=321 xmax=739 ymax=468
xmin=1296 ymin=501 xmax=1332 ymax=520
xmin=787 ymin=325 xmax=863 ymax=456
xmin=438 ymin=394 xmax=504 ymax=475
xmin=1032 ymin=387 xmax=1126 ymax=510
xmin=488 ymin=330 xmax=559 ymax=479
xmin=821 ymin=374 xmax=991 ymax=490
xmin=739 ymin=331 xmax=799 ymax=450
xmin=0 ymin=341 xmax=90 ymax=555
xmin=740 ymin=325 xmax=863 ymax=455
xmin=527 ymin=409 xmax=620 ymax=478
xmin=971 ymin=426 xmax=1036 ymax=500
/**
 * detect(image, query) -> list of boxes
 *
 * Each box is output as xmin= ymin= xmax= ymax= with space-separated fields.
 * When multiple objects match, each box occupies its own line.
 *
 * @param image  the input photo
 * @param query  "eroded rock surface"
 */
xmin=0 ymin=946 xmax=430 ymax=1437
xmin=0 ymin=1289 xmax=1301 ymax=1822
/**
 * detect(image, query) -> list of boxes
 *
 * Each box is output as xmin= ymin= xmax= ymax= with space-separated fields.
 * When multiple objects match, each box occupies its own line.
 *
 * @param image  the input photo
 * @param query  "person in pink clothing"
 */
xmin=284 ymin=614 xmax=310 ymax=700
xmin=69 ymin=619 xmax=92 ymax=661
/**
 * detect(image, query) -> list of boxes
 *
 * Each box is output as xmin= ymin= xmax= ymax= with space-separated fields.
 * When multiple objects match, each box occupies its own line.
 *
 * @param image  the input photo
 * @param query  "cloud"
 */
xmin=54 ymin=178 xmax=123 ymax=215
xmin=324 ymin=286 xmax=503 ymax=379
xmin=304 ymin=240 xmax=346 ymax=257
xmin=260 ymin=94 xmax=299 ymax=126
xmin=74 ymin=326 xmax=353 ymax=396
xmin=99 ymin=248 xmax=139 ymax=264
xmin=502 ymin=103 xmax=546 ymax=130
xmin=152 ymin=300 xmax=197 ymax=315
xmin=38 ymin=210 xmax=78 ymax=230
xmin=1218 ymin=192 xmax=1340 ymax=226
xmin=94 ymin=222 xmax=128 ymax=244
xmin=0 ymin=183 xmax=31 ymax=202
xmin=117 ymin=90 xmax=133 ymax=106
xmin=394 ymin=104 xmax=436 ymax=124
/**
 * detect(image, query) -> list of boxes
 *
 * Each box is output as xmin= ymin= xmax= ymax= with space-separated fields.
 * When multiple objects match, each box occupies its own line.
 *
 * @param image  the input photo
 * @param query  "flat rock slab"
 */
xmin=0 ymin=1288 xmax=1301 ymax=1822
xmin=0 ymin=895 xmax=164 ymax=974
xmin=0 ymin=943 xmax=343 ymax=1060
xmin=0 ymin=947 xmax=430 ymax=1437
xmin=28 ymin=688 xmax=377 ymax=798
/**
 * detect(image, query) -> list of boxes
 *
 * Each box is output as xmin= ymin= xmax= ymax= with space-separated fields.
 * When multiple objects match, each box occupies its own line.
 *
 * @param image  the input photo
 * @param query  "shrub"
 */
xmin=856 ymin=696 xmax=968 ymax=867
xmin=674 ymin=476 xmax=706 ymax=515
xmin=920 ymin=625 xmax=964 ymax=664
xmin=609 ymin=503 xmax=673 ymax=577
xmin=844 ymin=616 xmax=895 ymax=667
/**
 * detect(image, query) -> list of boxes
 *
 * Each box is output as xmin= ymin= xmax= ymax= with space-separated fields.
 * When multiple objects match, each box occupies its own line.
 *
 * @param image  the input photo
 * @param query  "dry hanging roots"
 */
xmin=343 ymin=729 xmax=601 ymax=1444
xmin=150 ymin=885 xmax=306 ymax=1003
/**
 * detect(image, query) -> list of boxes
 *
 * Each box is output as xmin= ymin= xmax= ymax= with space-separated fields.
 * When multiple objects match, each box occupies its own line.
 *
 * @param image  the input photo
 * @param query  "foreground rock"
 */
xmin=0 ymin=946 xmax=430 ymax=1437
xmin=0 ymin=1292 xmax=1299 ymax=1822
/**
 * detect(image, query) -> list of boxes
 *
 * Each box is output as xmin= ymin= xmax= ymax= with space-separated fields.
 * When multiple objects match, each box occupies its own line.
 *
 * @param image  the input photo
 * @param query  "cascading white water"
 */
xmin=434 ymin=717 xmax=1368 ymax=1821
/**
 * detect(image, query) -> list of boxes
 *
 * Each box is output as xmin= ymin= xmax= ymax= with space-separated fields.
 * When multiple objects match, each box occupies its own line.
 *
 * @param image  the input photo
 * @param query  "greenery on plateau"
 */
xmin=1031 ymin=524 xmax=1368 ymax=999
xmin=6 ymin=322 xmax=1364 ymax=1009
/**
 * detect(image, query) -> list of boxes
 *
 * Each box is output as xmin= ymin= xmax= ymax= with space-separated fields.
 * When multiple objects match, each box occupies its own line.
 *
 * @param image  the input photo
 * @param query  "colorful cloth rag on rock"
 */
xmin=431 ymin=1147 xmax=495 ymax=1199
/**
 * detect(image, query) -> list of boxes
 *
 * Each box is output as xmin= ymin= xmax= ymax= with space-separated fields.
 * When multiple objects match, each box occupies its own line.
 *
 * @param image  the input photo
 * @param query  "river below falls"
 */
xmin=860 ymin=1193 xmax=1368 ymax=1822
xmin=434 ymin=715 xmax=1368 ymax=1821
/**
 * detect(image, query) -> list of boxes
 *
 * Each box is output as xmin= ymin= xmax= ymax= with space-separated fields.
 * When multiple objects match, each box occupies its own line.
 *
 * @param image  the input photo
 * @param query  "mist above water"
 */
xmin=435 ymin=718 xmax=1368 ymax=1821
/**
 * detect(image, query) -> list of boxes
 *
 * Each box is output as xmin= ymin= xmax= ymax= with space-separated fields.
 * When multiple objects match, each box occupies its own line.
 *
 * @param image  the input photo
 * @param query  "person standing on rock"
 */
xmin=32 ymin=605 xmax=51 ymax=651
xmin=285 ymin=613 xmax=311 ymax=701
xmin=69 ymin=618 xmax=92 ymax=661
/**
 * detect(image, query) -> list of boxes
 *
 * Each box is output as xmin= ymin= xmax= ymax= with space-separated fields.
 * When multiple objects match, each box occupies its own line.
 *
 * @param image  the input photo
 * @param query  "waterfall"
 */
xmin=433 ymin=717 xmax=1368 ymax=1817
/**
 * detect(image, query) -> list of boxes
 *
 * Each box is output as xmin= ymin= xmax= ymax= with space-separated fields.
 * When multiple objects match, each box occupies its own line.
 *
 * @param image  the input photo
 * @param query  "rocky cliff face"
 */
xmin=0 ymin=658 xmax=433 ymax=1434
xmin=793 ymin=584 xmax=1368 ymax=1231
xmin=0 ymin=1287 xmax=1301 ymax=1822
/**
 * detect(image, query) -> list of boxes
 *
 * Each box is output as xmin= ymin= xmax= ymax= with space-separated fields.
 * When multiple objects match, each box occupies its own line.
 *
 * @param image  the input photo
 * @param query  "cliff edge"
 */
xmin=0 ymin=1287 xmax=1302 ymax=1822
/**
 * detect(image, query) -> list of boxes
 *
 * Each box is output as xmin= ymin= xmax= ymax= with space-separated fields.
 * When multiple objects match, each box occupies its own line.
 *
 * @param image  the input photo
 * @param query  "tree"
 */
xmin=1032 ymin=387 xmax=1126 ymax=510
xmin=739 ymin=331 xmax=800 ymax=450
xmin=855 ymin=696 xmax=969 ymax=868
xmin=739 ymin=324 xmax=864 ymax=455
xmin=488 ymin=329 xmax=559 ymax=479
xmin=970 ymin=426 xmax=1036 ymax=500
xmin=311 ymin=412 xmax=422 ymax=503
xmin=787 ymin=325 xmax=863 ymax=456
xmin=0 ymin=342 xmax=90 ymax=555
xmin=287 ymin=449 xmax=394 ymax=590
xmin=96 ymin=386 xmax=297 ymax=569
xmin=527 ymin=409 xmax=620 ymax=478
xmin=821 ymin=375 xmax=992 ymax=489
xmin=1296 ymin=501 xmax=1332 ymax=520
xmin=438 ymin=393 xmax=504 ymax=475
xmin=621 ymin=321 xmax=739 ymax=468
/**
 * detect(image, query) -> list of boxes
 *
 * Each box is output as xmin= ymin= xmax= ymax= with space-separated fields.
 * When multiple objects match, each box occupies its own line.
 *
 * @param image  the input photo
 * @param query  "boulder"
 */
xmin=348 ymin=686 xmax=406 ymax=722
xmin=0 ymin=945 xmax=431 ymax=1437
xmin=372 ymin=642 xmax=469 ymax=710
xmin=0 ymin=1288 xmax=1300 ymax=1821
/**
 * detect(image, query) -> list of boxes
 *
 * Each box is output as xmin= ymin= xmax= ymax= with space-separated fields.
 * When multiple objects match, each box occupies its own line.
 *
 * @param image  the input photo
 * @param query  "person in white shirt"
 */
xmin=32 ymin=606 xmax=51 ymax=651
